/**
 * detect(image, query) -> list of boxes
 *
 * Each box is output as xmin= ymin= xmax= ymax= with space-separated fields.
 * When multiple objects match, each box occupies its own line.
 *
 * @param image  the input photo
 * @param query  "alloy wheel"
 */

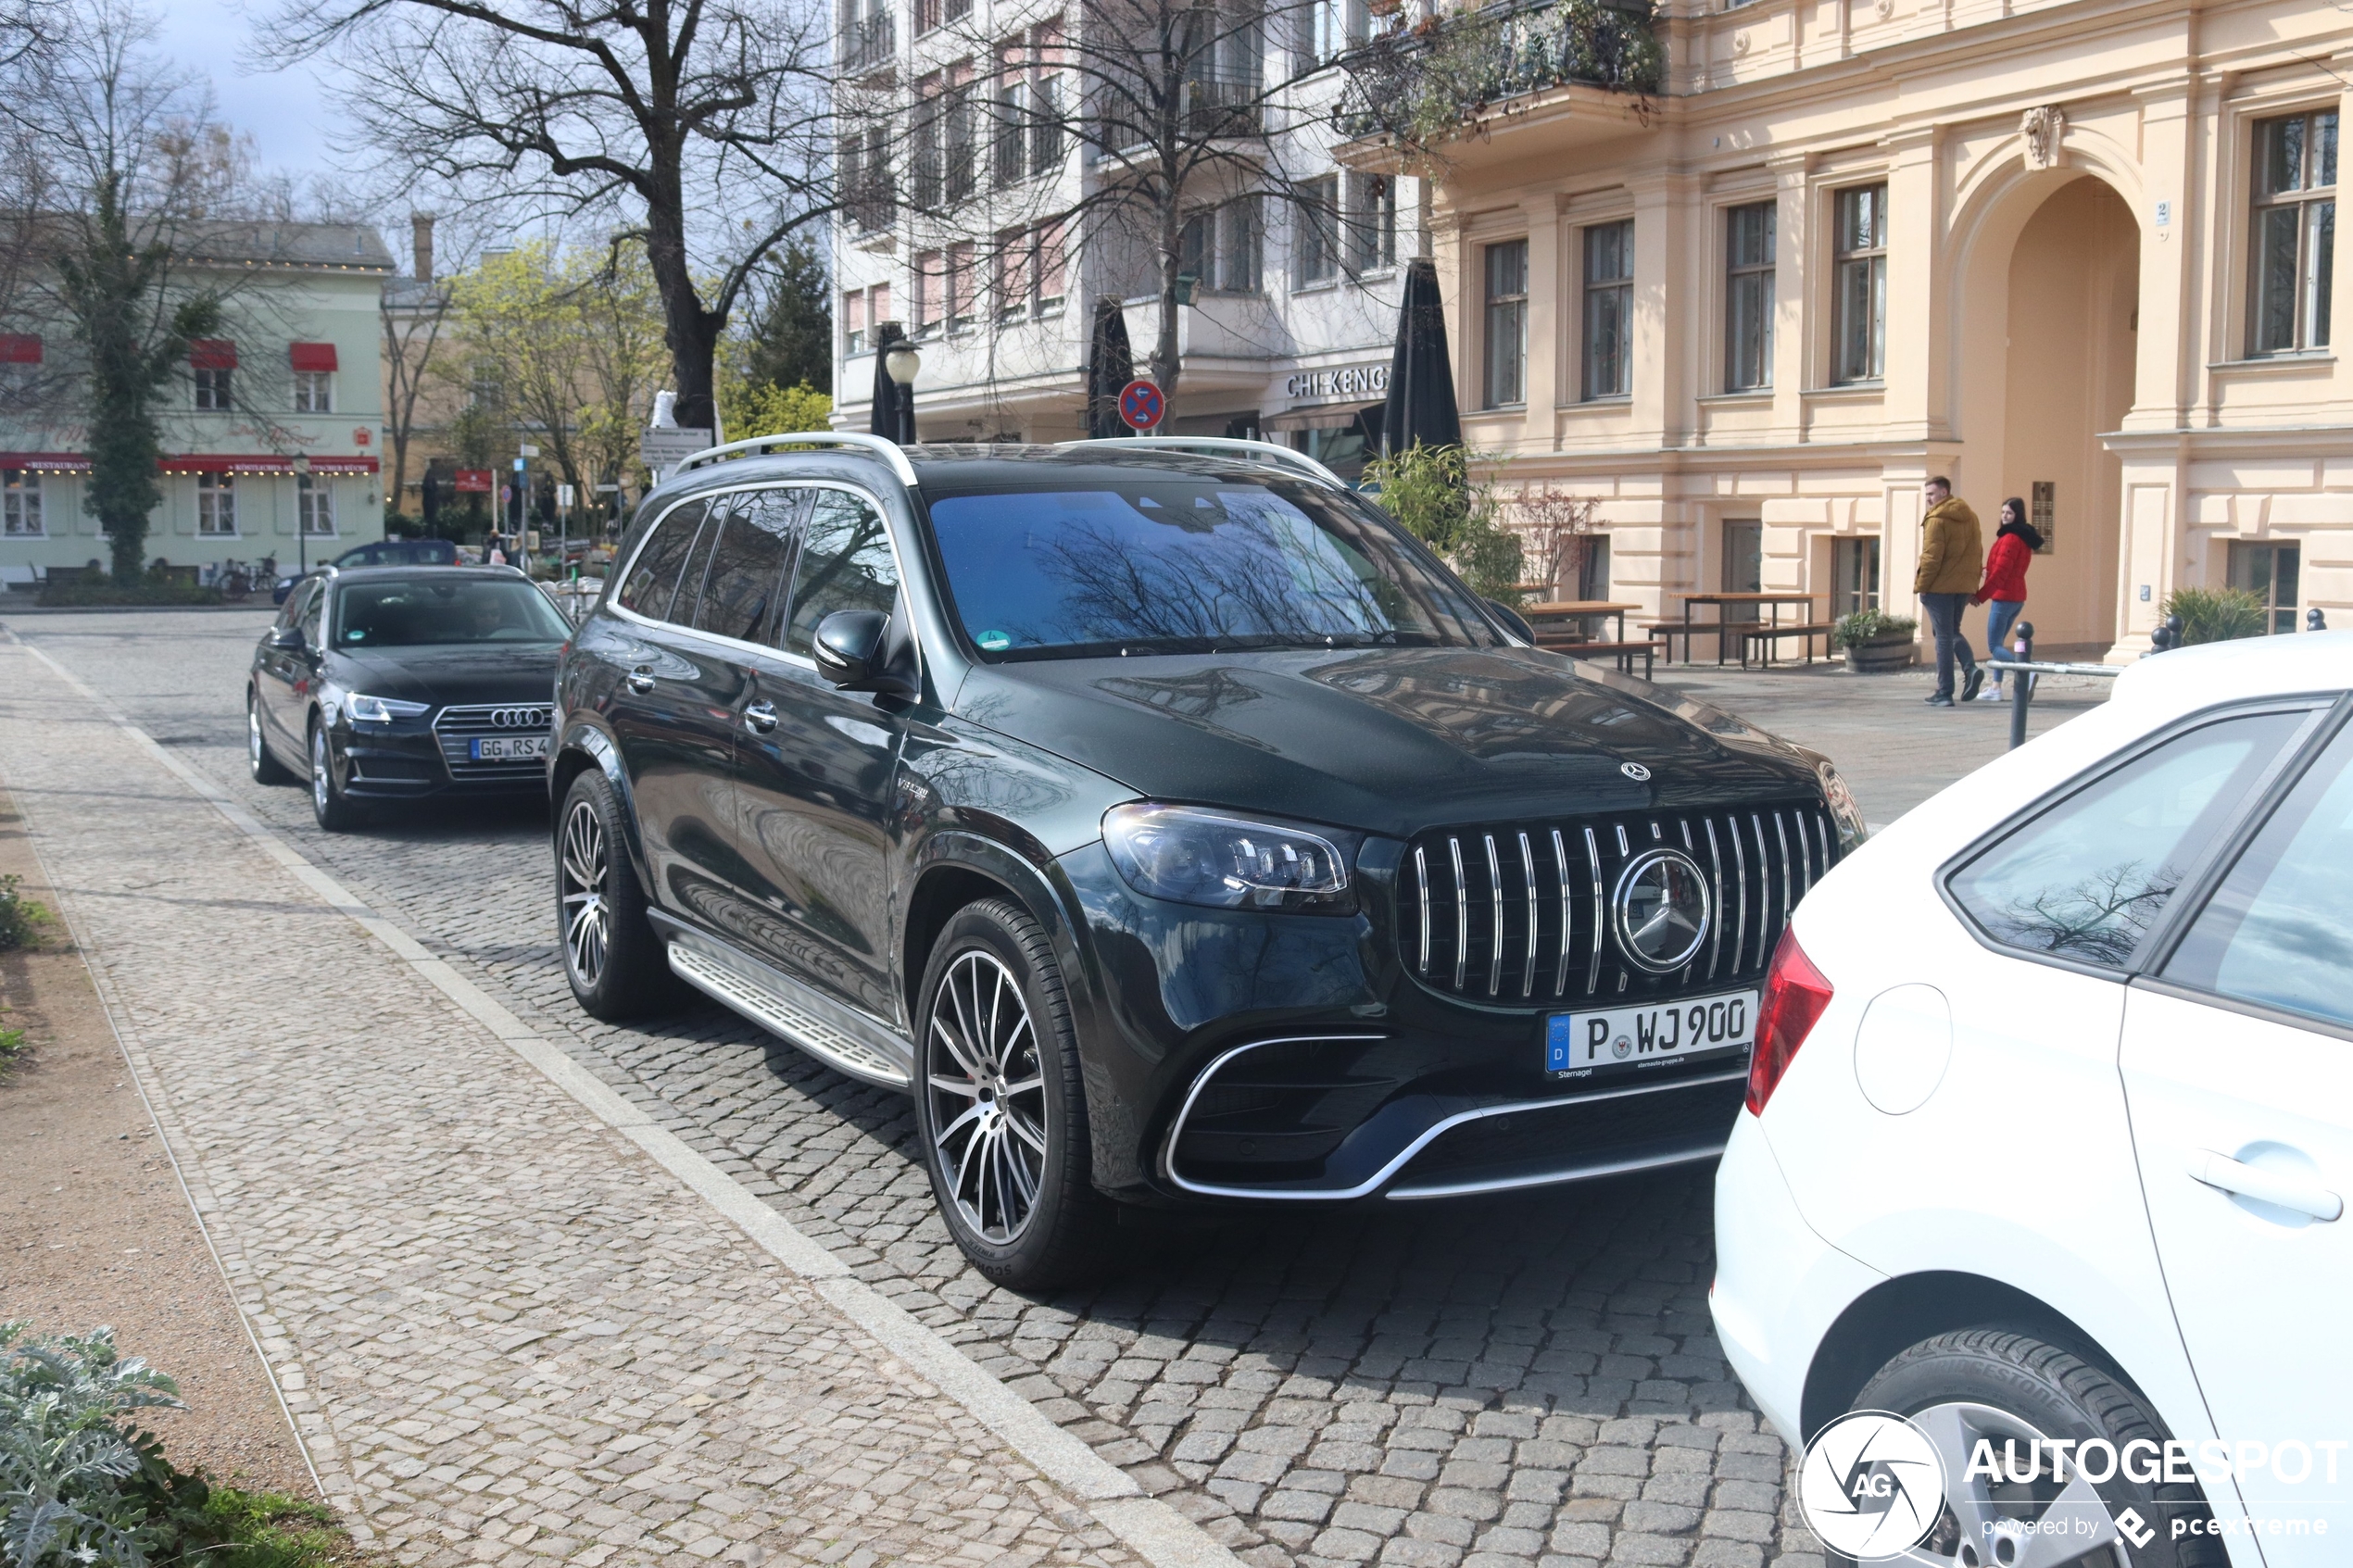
xmin=925 ymin=949 xmax=1049 ymax=1245
xmin=1898 ymin=1400 xmax=2127 ymax=1567
xmin=248 ymin=701 xmax=264 ymax=767
xmin=560 ymin=798 xmax=611 ymax=986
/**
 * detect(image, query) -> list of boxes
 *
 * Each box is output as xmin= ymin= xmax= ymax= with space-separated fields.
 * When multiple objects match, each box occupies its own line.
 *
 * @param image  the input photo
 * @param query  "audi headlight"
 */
xmin=1818 ymin=760 xmax=1868 ymax=850
xmin=1101 ymin=803 xmax=1354 ymax=912
xmin=346 ymin=693 xmax=431 ymax=725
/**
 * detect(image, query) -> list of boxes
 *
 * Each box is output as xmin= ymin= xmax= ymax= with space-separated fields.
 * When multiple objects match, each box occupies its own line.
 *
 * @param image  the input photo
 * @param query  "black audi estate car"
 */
xmin=249 ymin=564 xmax=573 ymax=830
xmin=549 ymin=435 xmax=1866 ymax=1287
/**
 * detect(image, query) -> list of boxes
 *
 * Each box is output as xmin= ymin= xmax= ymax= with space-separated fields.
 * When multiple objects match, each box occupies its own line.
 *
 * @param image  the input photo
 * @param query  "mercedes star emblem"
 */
xmin=1613 ymin=847 xmax=1712 ymax=973
xmin=1620 ymin=761 xmax=1652 ymax=782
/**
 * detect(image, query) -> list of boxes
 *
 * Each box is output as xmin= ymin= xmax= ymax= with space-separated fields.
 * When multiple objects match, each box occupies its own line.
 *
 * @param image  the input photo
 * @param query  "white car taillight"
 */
xmin=1745 ymin=928 xmax=1833 ymax=1115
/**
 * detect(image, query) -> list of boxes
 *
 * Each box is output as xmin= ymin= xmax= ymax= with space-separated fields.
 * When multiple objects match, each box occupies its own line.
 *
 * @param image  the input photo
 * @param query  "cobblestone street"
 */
xmin=5 ymin=608 xmax=2109 ymax=1568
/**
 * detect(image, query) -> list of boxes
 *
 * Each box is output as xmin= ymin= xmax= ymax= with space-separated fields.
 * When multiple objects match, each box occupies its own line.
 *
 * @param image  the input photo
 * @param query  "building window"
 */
xmin=1725 ymin=201 xmax=1775 ymax=392
xmin=294 ymin=370 xmax=333 ymax=412
xmin=912 ymin=250 xmax=940 ymax=337
xmin=1832 ymin=184 xmax=1887 ymax=383
xmin=1 ymin=469 xmax=40 ymax=536
xmin=842 ymin=126 xmax=893 ymax=232
xmin=912 ymin=77 xmax=944 ymax=210
xmin=2230 ymin=540 xmax=2301 ymax=634
xmin=1581 ymin=220 xmax=1632 ymax=400
xmin=2249 ymin=109 xmax=2336 ymax=356
xmin=1291 ymin=0 xmax=1367 ymax=69
xmin=197 ymin=471 xmax=236 ymax=535
xmin=298 ymin=473 xmax=335 ymax=537
xmin=1347 ymin=173 xmax=1395 ymax=272
xmin=1037 ymin=218 xmax=1066 ymax=313
xmin=1180 ymin=197 xmax=1264 ymax=294
xmin=1296 ymin=176 xmax=1340 ymax=287
xmin=914 ymin=0 xmax=940 ymax=34
xmin=1831 ymin=535 xmax=1880 ymax=618
xmin=995 ymin=226 xmax=1031 ymax=320
xmin=844 ymin=288 xmax=869 ymax=354
xmin=2031 ymin=479 xmax=2057 ymax=556
xmin=944 ymin=67 xmax=976 ymax=205
xmin=1482 ymin=238 xmax=1529 ymax=408
xmin=948 ymin=242 xmax=976 ymax=329
xmin=993 ymin=60 xmax=1031 ymax=188
xmin=192 ymin=340 xmax=236 ymax=410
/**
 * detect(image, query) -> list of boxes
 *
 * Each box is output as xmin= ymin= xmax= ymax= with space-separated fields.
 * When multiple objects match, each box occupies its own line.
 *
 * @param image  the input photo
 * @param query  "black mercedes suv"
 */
xmin=549 ymin=435 xmax=1866 ymax=1287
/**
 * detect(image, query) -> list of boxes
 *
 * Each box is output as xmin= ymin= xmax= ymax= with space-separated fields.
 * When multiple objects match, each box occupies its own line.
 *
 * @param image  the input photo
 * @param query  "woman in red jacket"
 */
xmin=1970 ymin=497 xmax=2041 ymax=698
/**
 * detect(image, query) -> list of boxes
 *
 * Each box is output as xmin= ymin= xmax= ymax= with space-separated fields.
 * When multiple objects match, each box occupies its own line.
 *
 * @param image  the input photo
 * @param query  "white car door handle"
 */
xmin=2188 ymin=1150 xmax=2344 ymax=1222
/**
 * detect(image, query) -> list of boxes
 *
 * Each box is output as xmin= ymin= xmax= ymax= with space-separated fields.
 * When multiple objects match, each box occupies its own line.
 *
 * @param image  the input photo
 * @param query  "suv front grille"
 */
xmin=432 ymin=703 xmax=553 ymax=780
xmin=1397 ymin=802 xmax=1839 ymax=1006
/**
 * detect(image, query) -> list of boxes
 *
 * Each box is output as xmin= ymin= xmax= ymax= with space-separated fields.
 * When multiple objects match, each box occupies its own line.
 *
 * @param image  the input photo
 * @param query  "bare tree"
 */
xmin=260 ymin=0 xmax=839 ymax=433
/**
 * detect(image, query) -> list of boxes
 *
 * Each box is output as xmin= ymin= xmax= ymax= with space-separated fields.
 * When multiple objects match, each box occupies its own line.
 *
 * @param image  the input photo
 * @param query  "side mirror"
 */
xmin=270 ymin=625 xmax=306 ymax=651
xmin=1486 ymin=599 xmax=1536 ymax=643
xmin=812 ymin=608 xmax=916 ymax=696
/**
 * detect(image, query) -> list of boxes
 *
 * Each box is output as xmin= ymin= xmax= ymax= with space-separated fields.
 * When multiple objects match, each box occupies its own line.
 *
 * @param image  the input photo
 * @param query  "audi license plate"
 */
xmin=470 ymin=734 xmax=549 ymax=761
xmin=1545 ymin=988 xmax=1757 ymax=1080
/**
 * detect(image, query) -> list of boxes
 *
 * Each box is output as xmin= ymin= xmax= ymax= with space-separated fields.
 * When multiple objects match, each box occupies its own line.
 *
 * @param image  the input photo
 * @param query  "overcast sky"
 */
xmin=156 ymin=0 xmax=351 ymax=182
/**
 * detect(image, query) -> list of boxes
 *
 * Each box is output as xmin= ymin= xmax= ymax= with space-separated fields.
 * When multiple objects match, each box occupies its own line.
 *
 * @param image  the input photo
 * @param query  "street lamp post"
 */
xmin=883 ymin=343 xmax=921 ymax=444
xmin=292 ymin=454 xmax=311 ymax=577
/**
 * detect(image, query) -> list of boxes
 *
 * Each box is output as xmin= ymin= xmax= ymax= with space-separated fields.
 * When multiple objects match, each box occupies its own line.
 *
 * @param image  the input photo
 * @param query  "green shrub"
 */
xmin=2160 ymin=585 xmax=2269 ymax=646
xmin=0 ymin=1027 xmax=24 ymax=1069
xmin=1362 ymin=442 xmax=1526 ymax=603
xmin=35 ymin=573 xmax=223 ymax=608
xmin=0 ymin=875 xmax=45 ymax=952
xmin=0 ymin=1324 xmax=349 ymax=1566
xmin=1831 ymin=608 xmax=1919 ymax=649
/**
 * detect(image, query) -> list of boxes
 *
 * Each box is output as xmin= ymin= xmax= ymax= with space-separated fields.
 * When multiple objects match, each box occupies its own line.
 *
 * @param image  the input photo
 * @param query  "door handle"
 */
xmin=2188 ymin=1149 xmax=2344 ymax=1222
xmin=743 ymin=701 xmax=778 ymax=734
xmin=625 ymin=665 xmax=656 ymax=695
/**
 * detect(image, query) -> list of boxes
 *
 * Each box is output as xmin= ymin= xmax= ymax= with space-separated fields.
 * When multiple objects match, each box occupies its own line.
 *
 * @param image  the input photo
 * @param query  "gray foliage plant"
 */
xmin=0 ymin=1323 xmax=185 ymax=1568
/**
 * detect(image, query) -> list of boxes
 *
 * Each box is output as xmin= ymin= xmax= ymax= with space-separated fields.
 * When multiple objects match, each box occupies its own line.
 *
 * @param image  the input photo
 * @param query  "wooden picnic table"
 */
xmin=1663 ymin=592 xmax=1821 ymax=665
xmin=1522 ymin=599 xmax=1640 ymax=644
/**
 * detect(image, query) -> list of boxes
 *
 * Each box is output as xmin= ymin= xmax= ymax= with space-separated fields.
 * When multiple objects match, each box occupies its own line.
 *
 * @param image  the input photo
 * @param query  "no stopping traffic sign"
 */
xmin=1118 ymin=379 xmax=1164 ymax=431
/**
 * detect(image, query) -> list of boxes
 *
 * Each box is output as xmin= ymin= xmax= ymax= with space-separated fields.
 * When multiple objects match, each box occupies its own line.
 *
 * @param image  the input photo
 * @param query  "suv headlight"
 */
xmin=1102 ymin=803 xmax=1354 ymax=912
xmin=1818 ymin=760 xmax=1867 ymax=850
xmin=346 ymin=693 xmax=431 ymax=725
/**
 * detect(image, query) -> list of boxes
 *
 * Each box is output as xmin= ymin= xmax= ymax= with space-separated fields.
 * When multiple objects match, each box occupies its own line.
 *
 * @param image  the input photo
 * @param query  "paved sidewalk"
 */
xmin=0 ymin=638 xmax=1193 ymax=1567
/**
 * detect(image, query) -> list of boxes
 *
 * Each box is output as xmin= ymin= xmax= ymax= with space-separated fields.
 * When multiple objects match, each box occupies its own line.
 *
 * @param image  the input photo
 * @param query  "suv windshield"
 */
xmin=334 ymin=578 xmax=571 ymax=647
xmin=925 ymin=478 xmax=1501 ymax=659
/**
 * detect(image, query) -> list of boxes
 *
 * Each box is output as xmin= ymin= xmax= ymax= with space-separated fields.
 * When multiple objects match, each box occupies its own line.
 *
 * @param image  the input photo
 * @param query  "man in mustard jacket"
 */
xmin=1914 ymin=477 xmax=1984 ymax=707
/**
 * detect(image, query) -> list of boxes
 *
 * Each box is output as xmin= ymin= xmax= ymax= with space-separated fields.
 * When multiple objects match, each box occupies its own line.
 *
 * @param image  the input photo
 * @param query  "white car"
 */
xmin=1713 ymin=631 xmax=2353 ymax=1568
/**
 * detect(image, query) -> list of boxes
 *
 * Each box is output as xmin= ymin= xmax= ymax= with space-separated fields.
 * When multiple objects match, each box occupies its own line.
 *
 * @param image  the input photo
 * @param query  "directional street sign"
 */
xmin=639 ymin=427 xmax=714 ymax=481
xmin=1118 ymin=379 xmax=1164 ymax=431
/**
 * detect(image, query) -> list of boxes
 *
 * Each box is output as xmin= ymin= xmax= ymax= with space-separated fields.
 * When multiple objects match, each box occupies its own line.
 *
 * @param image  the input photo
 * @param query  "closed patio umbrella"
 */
xmin=1084 ymin=298 xmax=1135 ymax=439
xmin=1379 ymin=257 xmax=1461 ymax=457
xmin=869 ymin=321 xmax=915 ymax=443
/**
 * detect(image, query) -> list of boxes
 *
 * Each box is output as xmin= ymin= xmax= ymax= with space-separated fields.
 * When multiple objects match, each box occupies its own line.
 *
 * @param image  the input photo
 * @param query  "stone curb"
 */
xmin=11 ymin=635 xmax=1245 ymax=1568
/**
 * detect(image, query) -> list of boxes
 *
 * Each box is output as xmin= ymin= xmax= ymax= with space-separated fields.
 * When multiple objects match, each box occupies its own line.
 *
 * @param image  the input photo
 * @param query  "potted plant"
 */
xmin=1834 ymin=608 xmax=1919 ymax=672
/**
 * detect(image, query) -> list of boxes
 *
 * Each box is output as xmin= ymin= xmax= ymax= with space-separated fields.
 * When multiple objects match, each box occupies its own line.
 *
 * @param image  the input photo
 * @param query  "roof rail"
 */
xmin=1053 ymin=436 xmax=1345 ymax=487
xmin=670 ymin=431 xmax=919 ymax=489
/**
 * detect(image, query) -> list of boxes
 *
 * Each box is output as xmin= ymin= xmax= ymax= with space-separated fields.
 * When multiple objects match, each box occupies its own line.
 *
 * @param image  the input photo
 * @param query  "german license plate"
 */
xmin=470 ymin=734 xmax=549 ymax=761
xmin=1545 ymin=989 xmax=1757 ymax=1079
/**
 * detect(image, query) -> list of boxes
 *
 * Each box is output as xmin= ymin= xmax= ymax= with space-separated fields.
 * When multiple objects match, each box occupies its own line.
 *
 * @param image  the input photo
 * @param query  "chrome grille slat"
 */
xmin=1484 ymin=834 xmax=1504 ymax=997
xmin=1551 ymin=829 xmax=1572 ymax=997
xmin=1517 ymin=832 xmax=1537 ymax=998
xmin=1775 ymin=811 xmax=1793 ymax=937
xmin=1704 ymin=818 xmax=1725 ymax=982
xmin=1450 ymin=836 xmax=1467 ymax=990
xmin=1794 ymin=811 xmax=1814 ymax=897
xmin=1749 ymin=814 xmax=1770 ymax=969
xmin=1730 ymin=814 xmax=1749 ymax=970
xmin=1415 ymin=846 xmax=1430 ymax=974
xmin=1583 ymin=826 xmax=1604 ymax=995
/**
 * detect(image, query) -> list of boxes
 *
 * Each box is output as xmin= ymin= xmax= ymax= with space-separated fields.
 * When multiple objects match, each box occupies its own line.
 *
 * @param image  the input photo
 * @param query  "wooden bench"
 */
xmin=1533 ymin=628 xmax=1665 ymax=680
xmin=1738 ymin=621 xmax=1837 ymax=669
xmin=1642 ymin=621 xmax=1721 ymax=665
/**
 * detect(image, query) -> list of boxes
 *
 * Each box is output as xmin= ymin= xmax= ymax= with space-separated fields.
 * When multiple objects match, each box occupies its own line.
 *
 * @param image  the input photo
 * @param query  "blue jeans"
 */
xmin=1985 ymin=599 xmax=2024 ymax=688
xmin=1921 ymin=593 xmax=1977 ymax=698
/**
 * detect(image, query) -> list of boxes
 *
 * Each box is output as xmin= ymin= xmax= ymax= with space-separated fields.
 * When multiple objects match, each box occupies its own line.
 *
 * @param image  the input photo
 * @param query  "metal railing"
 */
xmin=1995 ymin=607 xmax=2333 ymax=749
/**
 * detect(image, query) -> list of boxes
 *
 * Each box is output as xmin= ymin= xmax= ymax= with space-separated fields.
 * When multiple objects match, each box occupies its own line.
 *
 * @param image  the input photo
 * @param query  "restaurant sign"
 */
xmin=1282 ymin=364 xmax=1390 ymax=404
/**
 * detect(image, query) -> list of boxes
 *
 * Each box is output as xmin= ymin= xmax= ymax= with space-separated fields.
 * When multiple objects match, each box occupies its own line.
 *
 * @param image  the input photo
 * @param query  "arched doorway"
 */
xmin=1947 ymin=168 xmax=2143 ymax=657
xmin=2000 ymin=178 xmax=2139 ymax=652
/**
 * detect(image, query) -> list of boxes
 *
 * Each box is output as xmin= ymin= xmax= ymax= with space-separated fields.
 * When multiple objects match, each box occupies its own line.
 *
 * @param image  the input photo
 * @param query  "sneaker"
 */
xmin=1925 ymin=693 xmax=1956 ymax=708
xmin=1977 ymin=685 xmax=2007 ymax=702
xmin=1961 ymin=667 xmax=1986 ymax=703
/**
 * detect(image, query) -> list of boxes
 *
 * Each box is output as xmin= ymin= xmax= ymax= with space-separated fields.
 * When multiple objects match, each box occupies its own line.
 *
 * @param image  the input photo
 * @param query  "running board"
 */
xmin=663 ymin=938 xmax=912 ymax=1090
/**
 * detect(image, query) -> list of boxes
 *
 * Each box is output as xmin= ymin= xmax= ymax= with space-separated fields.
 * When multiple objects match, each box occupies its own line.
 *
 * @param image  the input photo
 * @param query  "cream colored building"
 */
xmin=1382 ymin=0 xmax=2347 ymax=658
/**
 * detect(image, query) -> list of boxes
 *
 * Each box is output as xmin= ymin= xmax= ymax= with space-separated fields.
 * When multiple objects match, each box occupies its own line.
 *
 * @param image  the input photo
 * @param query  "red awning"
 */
xmin=0 ymin=451 xmax=86 ymax=472
xmin=0 ymin=334 xmax=39 ymax=364
xmin=289 ymin=342 xmax=337 ymax=372
xmin=189 ymin=339 xmax=237 ymax=370
xmin=157 ymin=454 xmax=380 ymax=475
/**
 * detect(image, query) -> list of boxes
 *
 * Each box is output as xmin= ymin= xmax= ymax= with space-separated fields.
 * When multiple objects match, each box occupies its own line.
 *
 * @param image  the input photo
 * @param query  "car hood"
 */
xmin=952 ymin=646 xmax=1825 ymax=838
xmin=324 ymin=644 xmax=563 ymax=709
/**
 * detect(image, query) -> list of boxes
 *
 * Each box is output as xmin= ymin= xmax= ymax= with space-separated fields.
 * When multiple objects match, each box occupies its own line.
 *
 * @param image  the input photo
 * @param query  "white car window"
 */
xmin=2165 ymin=716 xmax=2353 ymax=1029
xmin=1947 ymin=710 xmax=2304 ymax=968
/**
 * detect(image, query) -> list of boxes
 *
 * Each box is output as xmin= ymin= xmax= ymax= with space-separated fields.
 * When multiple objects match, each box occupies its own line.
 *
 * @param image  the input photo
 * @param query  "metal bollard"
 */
xmin=2008 ymin=621 xmax=2034 ymax=751
xmin=2310 ymin=608 xmax=2330 ymax=633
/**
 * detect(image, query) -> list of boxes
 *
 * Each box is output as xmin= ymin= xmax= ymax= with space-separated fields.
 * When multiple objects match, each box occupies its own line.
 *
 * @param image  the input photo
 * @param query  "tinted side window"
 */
xmin=276 ymin=583 xmax=311 ymax=630
xmin=300 ymin=585 xmax=326 ymax=649
xmin=2166 ymin=718 xmax=2353 ymax=1029
xmin=691 ymin=490 xmax=799 ymax=644
xmin=1947 ymin=710 xmax=2306 ymax=968
xmin=617 ymin=500 xmax=709 ymax=621
xmin=783 ymin=490 xmax=899 ymax=658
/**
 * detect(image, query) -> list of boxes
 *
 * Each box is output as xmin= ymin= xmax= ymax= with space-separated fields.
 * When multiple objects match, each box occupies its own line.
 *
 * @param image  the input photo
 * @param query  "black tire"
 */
xmin=248 ymin=689 xmax=294 ymax=784
xmin=912 ymin=897 xmax=1114 ymax=1291
xmin=557 ymin=769 xmax=678 ymax=1020
xmin=1836 ymin=1328 xmax=2224 ymax=1568
xmin=308 ymin=720 xmax=363 ymax=832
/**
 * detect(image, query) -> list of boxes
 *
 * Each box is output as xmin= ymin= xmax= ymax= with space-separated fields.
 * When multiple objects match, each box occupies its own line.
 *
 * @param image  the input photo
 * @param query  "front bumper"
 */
xmin=328 ymin=717 xmax=546 ymax=799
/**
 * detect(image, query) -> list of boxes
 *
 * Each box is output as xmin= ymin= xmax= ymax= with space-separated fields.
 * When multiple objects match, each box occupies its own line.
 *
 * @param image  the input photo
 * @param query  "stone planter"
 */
xmin=1843 ymin=635 xmax=1918 ymax=673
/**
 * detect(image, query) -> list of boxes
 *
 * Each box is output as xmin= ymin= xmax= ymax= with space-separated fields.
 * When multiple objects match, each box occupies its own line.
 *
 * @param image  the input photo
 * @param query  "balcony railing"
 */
xmin=842 ymin=11 xmax=896 ymax=72
xmin=1335 ymin=0 xmax=1662 ymax=147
